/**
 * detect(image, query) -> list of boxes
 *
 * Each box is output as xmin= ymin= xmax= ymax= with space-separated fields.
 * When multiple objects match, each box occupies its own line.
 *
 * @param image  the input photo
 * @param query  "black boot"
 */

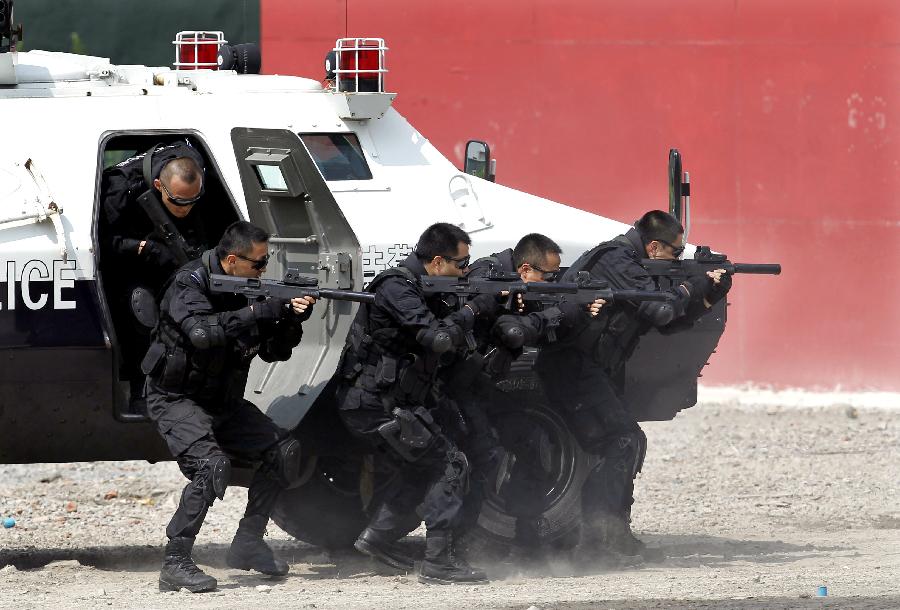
xmin=417 ymin=530 xmax=489 ymax=585
xmin=581 ymin=512 xmax=663 ymax=565
xmin=602 ymin=514 xmax=665 ymax=562
xmin=354 ymin=527 xmax=416 ymax=572
xmin=226 ymin=515 xmax=289 ymax=576
xmin=159 ymin=537 xmax=217 ymax=593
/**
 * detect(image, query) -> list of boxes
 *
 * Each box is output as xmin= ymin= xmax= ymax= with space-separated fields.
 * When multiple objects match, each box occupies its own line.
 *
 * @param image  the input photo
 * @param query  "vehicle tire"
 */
xmin=467 ymin=367 xmax=601 ymax=554
xmin=270 ymin=455 xmax=368 ymax=549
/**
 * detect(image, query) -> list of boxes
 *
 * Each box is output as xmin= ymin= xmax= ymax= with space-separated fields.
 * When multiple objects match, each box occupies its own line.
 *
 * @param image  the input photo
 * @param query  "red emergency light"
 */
xmin=173 ymin=31 xmax=225 ymax=70
xmin=333 ymin=38 xmax=387 ymax=93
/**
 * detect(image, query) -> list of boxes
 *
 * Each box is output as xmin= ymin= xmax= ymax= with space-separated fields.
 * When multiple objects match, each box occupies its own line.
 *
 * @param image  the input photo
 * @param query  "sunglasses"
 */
xmin=234 ymin=252 xmax=270 ymax=271
xmin=160 ymin=181 xmax=204 ymax=207
xmin=443 ymin=254 xmax=471 ymax=270
xmin=656 ymin=239 xmax=685 ymax=258
xmin=529 ymin=264 xmax=559 ymax=282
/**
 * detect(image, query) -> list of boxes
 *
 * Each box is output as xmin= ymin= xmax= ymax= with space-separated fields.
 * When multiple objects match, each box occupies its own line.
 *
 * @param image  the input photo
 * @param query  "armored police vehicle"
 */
xmin=0 ymin=7 xmax=725 ymax=551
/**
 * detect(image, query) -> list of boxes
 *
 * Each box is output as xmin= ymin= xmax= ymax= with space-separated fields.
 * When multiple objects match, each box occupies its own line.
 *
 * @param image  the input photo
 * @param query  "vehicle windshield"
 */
xmin=300 ymin=133 xmax=372 ymax=181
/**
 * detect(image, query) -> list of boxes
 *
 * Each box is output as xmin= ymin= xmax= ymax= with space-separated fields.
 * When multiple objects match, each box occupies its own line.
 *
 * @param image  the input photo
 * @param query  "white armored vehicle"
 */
xmin=0 ymin=8 xmax=725 ymax=551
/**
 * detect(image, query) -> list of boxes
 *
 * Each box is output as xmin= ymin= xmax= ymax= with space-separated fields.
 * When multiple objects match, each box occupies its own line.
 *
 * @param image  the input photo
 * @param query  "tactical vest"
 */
xmin=564 ymin=239 xmax=649 ymax=378
xmin=467 ymin=248 xmax=515 ymax=278
xmin=338 ymin=266 xmax=445 ymax=408
xmin=144 ymin=250 xmax=248 ymax=405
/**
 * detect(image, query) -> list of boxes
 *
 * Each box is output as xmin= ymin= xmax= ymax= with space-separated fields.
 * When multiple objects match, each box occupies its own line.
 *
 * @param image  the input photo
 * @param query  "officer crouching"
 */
xmin=335 ymin=222 xmax=501 ymax=584
xmin=142 ymin=221 xmax=315 ymax=593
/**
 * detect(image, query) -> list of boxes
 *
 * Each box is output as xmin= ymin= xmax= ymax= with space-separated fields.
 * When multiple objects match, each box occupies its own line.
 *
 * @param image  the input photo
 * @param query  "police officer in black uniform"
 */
xmin=100 ymin=141 xmax=230 ymax=411
xmin=535 ymin=210 xmax=730 ymax=561
xmin=335 ymin=222 xmax=502 ymax=585
xmin=465 ymin=233 xmax=604 ymax=547
xmin=143 ymin=221 xmax=315 ymax=593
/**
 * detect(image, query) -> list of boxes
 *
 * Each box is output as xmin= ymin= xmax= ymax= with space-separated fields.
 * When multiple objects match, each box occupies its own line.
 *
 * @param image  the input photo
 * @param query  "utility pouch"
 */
xmin=374 ymin=355 xmax=398 ymax=389
xmin=140 ymin=342 xmax=167 ymax=376
xmin=396 ymin=365 xmax=429 ymax=404
xmin=376 ymin=407 xmax=435 ymax=462
xmin=160 ymin=348 xmax=187 ymax=390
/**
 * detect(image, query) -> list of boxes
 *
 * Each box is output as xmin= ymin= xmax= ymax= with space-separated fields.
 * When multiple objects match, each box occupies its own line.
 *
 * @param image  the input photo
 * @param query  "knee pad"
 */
xmin=443 ymin=446 xmax=470 ymax=494
xmin=264 ymin=437 xmax=302 ymax=487
xmin=633 ymin=428 xmax=647 ymax=476
xmin=194 ymin=453 xmax=231 ymax=504
xmin=611 ymin=429 xmax=646 ymax=479
xmin=569 ymin=404 xmax=606 ymax=452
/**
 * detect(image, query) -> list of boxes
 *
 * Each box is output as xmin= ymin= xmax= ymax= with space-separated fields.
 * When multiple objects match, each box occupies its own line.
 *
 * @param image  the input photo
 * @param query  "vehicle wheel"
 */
xmin=270 ymin=454 xmax=391 ymax=549
xmin=468 ymin=371 xmax=600 ymax=553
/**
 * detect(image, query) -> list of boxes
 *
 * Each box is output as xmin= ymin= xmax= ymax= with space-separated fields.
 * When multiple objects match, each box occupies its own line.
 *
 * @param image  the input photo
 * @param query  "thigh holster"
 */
xmin=376 ymin=406 xmax=441 ymax=463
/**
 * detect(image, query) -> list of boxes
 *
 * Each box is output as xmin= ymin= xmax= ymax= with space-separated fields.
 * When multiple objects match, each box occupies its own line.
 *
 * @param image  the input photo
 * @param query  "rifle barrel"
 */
xmin=731 ymin=263 xmax=781 ymax=275
xmin=316 ymin=288 xmax=375 ymax=304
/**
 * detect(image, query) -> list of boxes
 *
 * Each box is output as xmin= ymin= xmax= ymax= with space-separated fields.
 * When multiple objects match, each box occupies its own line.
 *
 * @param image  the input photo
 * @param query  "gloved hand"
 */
xmin=483 ymin=347 xmax=519 ymax=378
xmin=683 ymin=273 xmax=713 ymax=305
xmin=467 ymin=292 xmax=500 ymax=317
xmin=252 ymin=297 xmax=289 ymax=321
xmin=706 ymin=272 xmax=733 ymax=304
xmin=139 ymin=239 xmax=179 ymax=269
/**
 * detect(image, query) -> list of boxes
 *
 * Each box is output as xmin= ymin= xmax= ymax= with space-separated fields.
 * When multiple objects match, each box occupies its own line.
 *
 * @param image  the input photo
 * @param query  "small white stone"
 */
xmin=256 ymin=585 xmax=272 ymax=593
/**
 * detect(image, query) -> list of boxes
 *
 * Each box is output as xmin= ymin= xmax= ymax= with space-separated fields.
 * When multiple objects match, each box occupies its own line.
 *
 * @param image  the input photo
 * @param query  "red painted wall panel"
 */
xmin=262 ymin=0 xmax=900 ymax=390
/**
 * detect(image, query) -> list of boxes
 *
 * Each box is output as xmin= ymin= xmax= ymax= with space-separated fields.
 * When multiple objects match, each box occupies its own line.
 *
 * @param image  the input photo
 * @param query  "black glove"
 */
xmin=139 ymin=239 xmax=179 ymax=270
xmin=118 ymin=237 xmax=142 ymax=257
xmin=682 ymin=274 xmax=712 ymax=306
xmin=483 ymin=347 xmax=519 ymax=378
xmin=252 ymin=297 xmax=289 ymax=322
xmin=706 ymin=272 xmax=733 ymax=305
xmin=467 ymin=292 xmax=500 ymax=317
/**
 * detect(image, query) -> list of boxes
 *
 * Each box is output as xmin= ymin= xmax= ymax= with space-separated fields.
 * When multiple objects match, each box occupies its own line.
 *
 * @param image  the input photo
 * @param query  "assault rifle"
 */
xmin=209 ymin=267 xmax=375 ymax=304
xmin=421 ymin=269 xmax=673 ymax=311
xmin=641 ymin=246 xmax=782 ymax=278
xmin=422 ymin=269 xmax=673 ymax=348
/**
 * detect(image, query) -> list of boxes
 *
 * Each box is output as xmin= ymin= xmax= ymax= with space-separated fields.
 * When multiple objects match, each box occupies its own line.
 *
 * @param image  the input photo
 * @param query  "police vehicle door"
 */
xmin=231 ymin=128 xmax=362 ymax=431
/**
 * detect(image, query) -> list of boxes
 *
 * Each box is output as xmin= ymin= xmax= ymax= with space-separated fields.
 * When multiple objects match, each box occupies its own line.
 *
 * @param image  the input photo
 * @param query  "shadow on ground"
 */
xmin=0 ymin=532 xmax=848 ymax=580
xmin=502 ymin=597 xmax=900 ymax=610
xmin=0 ymin=537 xmax=425 ymax=577
xmin=466 ymin=532 xmax=851 ymax=578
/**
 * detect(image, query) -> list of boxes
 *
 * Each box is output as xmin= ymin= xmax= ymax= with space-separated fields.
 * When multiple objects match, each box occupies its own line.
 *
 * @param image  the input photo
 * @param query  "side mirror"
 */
xmin=464 ymin=140 xmax=496 ymax=182
xmin=668 ymin=148 xmax=691 ymax=242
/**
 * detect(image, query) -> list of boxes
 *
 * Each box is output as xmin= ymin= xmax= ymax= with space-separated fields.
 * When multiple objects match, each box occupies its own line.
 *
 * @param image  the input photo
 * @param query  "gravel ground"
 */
xmin=1 ymin=399 xmax=898 ymax=609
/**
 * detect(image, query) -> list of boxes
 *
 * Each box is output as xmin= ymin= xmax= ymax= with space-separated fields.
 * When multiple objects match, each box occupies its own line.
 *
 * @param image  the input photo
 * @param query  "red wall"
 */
xmin=262 ymin=0 xmax=900 ymax=391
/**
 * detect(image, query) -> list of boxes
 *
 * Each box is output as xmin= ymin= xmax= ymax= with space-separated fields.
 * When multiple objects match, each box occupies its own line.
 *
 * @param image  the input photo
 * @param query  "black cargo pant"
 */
xmin=534 ymin=346 xmax=646 ymax=528
xmin=146 ymin=384 xmax=285 ymax=540
xmin=336 ymin=383 xmax=469 ymax=536
xmin=440 ymin=374 xmax=503 ymax=536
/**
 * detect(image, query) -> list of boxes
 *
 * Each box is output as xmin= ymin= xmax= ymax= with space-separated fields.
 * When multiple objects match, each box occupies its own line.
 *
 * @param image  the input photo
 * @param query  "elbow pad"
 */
xmin=642 ymin=302 xmax=676 ymax=327
xmin=182 ymin=315 xmax=226 ymax=349
xmin=416 ymin=328 xmax=453 ymax=353
xmin=492 ymin=315 xmax=538 ymax=349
